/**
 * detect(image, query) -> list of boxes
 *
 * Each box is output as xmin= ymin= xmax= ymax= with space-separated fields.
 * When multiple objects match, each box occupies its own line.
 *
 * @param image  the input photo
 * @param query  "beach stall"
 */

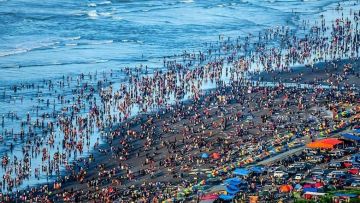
xmin=306 ymin=138 xmax=343 ymax=149
xmin=303 ymin=192 xmax=326 ymax=201
xmin=341 ymin=133 xmax=360 ymax=145
xmin=332 ymin=193 xmax=359 ymax=203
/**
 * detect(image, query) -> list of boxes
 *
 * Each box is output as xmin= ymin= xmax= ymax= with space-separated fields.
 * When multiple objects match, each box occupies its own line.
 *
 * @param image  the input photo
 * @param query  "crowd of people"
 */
xmin=0 ymin=1 xmax=359 ymax=202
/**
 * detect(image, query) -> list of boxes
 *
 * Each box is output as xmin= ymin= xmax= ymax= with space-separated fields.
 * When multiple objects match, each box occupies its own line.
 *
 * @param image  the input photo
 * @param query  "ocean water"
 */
xmin=0 ymin=0 xmax=357 ymax=192
xmin=0 ymin=0 xmax=347 ymax=83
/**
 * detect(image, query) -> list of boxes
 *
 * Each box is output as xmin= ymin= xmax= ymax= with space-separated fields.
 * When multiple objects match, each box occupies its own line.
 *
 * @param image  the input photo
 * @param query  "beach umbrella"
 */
xmin=294 ymin=184 xmax=302 ymax=190
xmin=201 ymin=153 xmax=209 ymax=159
xmin=279 ymin=185 xmax=293 ymax=193
xmin=211 ymin=152 xmax=221 ymax=159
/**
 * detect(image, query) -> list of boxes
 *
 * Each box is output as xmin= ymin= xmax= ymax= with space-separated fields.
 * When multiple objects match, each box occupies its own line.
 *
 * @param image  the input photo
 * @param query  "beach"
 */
xmin=0 ymin=0 xmax=359 ymax=202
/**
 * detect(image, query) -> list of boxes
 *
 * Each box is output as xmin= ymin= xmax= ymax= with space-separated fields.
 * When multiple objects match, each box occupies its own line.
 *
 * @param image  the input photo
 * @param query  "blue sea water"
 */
xmin=0 ymin=0 xmax=357 ymax=192
xmin=0 ymin=0 xmax=345 ymax=83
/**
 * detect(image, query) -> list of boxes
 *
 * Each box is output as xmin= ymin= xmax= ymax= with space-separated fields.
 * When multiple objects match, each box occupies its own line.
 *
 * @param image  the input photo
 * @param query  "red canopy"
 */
xmin=306 ymin=138 xmax=343 ymax=149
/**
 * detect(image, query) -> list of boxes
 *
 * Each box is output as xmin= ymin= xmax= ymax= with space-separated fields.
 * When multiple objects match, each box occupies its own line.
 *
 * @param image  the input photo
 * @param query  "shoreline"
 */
xmin=13 ymin=57 xmax=358 ymax=202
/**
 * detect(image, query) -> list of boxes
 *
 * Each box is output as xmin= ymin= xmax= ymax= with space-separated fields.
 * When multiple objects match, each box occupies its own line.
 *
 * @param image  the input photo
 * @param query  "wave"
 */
xmin=0 ymin=59 xmax=110 ymax=69
xmin=88 ymin=3 xmax=97 ymax=7
xmin=180 ymin=0 xmax=194 ymax=3
xmin=84 ymin=40 xmax=113 ymax=45
xmin=0 ymin=37 xmax=81 ymax=58
xmin=98 ymin=1 xmax=111 ymax=5
xmin=0 ymin=42 xmax=58 ymax=57
xmin=87 ymin=10 xmax=98 ymax=18
xmin=99 ymin=12 xmax=112 ymax=17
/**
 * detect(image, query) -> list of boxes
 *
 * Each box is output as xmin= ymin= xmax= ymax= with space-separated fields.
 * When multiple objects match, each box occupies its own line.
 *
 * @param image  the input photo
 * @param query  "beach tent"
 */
xmin=333 ymin=193 xmax=358 ymax=198
xmin=303 ymin=188 xmax=317 ymax=193
xmin=279 ymin=185 xmax=293 ymax=193
xmin=233 ymin=168 xmax=250 ymax=176
xmin=342 ymin=133 xmax=360 ymax=141
xmin=226 ymin=185 xmax=239 ymax=195
xmin=201 ymin=153 xmax=209 ymax=159
xmin=303 ymin=192 xmax=326 ymax=197
xmin=219 ymin=194 xmax=235 ymax=201
xmin=306 ymin=138 xmax=343 ymax=149
xmin=224 ymin=177 xmax=245 ymax=186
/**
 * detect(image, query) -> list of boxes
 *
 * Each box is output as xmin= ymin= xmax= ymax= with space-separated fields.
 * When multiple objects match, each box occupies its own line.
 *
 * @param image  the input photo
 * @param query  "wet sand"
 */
xmin=47 ymin=58 xmax=359 ymax=202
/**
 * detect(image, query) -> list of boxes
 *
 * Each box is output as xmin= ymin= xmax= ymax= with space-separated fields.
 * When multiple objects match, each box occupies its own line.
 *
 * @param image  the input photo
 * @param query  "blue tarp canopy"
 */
xmin=233 ymin=168 xmax=250 ymax=176
xmin=219 ymin=194 xmax=235 ymax=201
xmin=342 ymin=133 xmax=360 ymax=141
xmin=334 ymin=193 xmax=358 ymax=198
xmin=224 ymin=177 xmax=245 ymax=185
xmin=303 ymin=188 xmax=317 ymax=193
xmin=226 ymin=185 xmax=239 ymax=194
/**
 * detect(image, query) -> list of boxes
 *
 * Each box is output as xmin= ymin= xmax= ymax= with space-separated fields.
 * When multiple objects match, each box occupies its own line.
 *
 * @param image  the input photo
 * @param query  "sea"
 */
xmin=0 ymin=0 xmax=358 ymax=192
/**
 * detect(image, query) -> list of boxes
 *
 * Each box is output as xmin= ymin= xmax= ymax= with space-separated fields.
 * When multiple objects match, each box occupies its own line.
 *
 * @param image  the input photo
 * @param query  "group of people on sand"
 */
xmin=0 ymin=2 xmax=359 ymax=202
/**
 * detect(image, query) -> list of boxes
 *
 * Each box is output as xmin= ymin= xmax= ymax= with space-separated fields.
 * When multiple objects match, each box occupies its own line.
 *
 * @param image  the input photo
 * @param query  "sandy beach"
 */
xmin=0 ymin=0 xmax=359 ymax=202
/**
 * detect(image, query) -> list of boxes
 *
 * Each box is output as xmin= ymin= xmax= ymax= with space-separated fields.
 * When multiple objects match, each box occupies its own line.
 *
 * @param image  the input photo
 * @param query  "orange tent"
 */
xmin=306 ymin=138 xmax=343 ymax=149
xmin=279 ymin=185 xmax=293 ymax=193
xmin=212 ymin=152 xmax=221 ymax=159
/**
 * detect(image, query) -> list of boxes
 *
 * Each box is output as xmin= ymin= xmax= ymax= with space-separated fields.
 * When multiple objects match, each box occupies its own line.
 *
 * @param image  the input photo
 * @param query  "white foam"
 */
xmin=67 ymin=36 xmax=81 ymax=41
xmin=112 ymin=16 xmax=123 ymax=20
xmin=87 ymin=40 xmax=113 ymax=45
xmin=88 ymin=3 xmax=97 ymax=7
xmin=98 ymin=1 xmax=111 ymax=5
xmin=99 ymin=12 xmax=112 ymax=17
xmin=180 ymin=0 xmax=194 ymax=3
xmin=65 ymin=43 xmax=77 ymax=46
xmin=88 ymin=10 xmax=98 ymax=18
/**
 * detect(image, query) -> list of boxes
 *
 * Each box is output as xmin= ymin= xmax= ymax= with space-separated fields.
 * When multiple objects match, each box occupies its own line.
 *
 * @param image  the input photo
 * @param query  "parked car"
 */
xmin=309 ymin=155 xmax=324 ymax=164
xmin=294 ymin=173 xmax=305 ymax=180
xmin=348 ymin=168 xmax=360 ymax=175
xmin=351 ymin=179 xmax=360 ymax=187
xmin=328 ymin=161 xmax=342 ymax=169
xmin=287 ymin=167 xmax=298 ymax=176
xmin=329 ymin=150 xmax=344 ymax=158
xmin=273 ymin=171 xmax=288 ymax=178
xmin=342 ymin=160 xmax=353 ymax=168
xmin=327 ymin=170 xmax=346 ymax=178
xmin=344 ymin=147 xmax=357 ymax=155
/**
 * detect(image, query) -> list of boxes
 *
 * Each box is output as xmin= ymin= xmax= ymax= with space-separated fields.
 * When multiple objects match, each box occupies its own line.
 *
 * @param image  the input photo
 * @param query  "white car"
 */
xmin=351 ymin=180 xmax=360 ymax=187
xmin=327 ymin=170 xmax=346 ymax=178
xmin=273 ymin=171 xmax=288 ymax=178
xmin=294 ymin=173 xmax=305 ymax=180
